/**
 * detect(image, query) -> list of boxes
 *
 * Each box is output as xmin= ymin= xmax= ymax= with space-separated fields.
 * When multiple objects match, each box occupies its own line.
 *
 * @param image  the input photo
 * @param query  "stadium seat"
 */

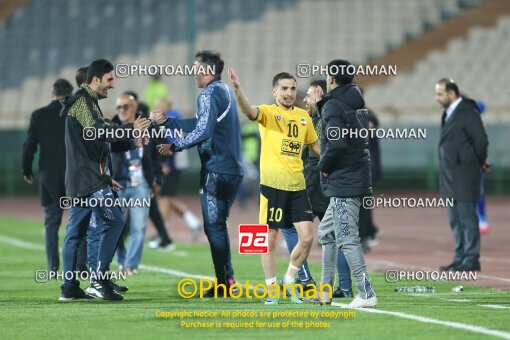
xmin=0 ymin=0 xmax=491 ymax=126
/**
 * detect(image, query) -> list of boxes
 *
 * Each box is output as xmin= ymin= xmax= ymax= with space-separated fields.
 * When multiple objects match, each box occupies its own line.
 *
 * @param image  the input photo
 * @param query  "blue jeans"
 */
xmin=477 ymin=172 xmax=487 ymax=222
xmin=43 ymin=203 xmax=88 ymax=272
xmin=200 ymin=173 xmax=243 ymax=285
xmin=116 ymin=183 xmax=150 ymax=269
xmin=336 ymin=248 xmax=352 ymax=292
xmin=62 ymin=187 xmax=124 ymax=288
xmin=282 ymin=220 xmax=352 ymax=291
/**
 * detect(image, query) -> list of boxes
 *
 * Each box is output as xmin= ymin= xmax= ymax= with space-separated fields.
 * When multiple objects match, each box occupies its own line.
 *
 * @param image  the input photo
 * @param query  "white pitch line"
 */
xmin=0 ymin=235 xmax=45 ymax=251
xmin=479 ymin=305 xmax=510 ymax=310
xmin=369 ymin=259 xmax=510 ymax=283
xmin=446 ymin=299 xmax=472 ymax=303
xmin=138 ymin=264 xmax=213 ymax=280
xmin=0 ymin=234 xmax=188 ymax=256
xmin=331 ymin=302 xmax=510 ymax=339
xmin=1 ymin=234 xmax=510 ymax=339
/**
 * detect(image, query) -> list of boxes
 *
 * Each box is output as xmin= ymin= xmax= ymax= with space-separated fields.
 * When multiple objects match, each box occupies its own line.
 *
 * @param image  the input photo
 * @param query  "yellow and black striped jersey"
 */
xmin=256 ymin=104 xmax=318 ymax=191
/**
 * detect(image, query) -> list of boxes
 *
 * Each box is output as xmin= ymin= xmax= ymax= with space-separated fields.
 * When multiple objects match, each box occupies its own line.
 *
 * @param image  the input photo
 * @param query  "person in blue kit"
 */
xmin=475 ymin=100 xmax=490 ymax=235
xmin=152 ymin=50 xmax=244 ymax=297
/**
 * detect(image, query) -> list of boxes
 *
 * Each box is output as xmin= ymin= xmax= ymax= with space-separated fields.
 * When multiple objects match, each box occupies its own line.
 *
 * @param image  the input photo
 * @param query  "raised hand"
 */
xmin=150 ymin=110 xmax=167 ymax=125
xmin=228 ymin=68 xmax=240 ymax=89
xmin=313 ymin=85 xmax=324 ymax=103
xmin=134 ymin=116 xmax=151 ymax=130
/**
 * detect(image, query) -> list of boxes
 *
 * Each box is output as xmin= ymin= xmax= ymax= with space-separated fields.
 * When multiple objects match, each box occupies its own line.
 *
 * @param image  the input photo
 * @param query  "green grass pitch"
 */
xmin=0 ymin=215 xmax=509 ymax=339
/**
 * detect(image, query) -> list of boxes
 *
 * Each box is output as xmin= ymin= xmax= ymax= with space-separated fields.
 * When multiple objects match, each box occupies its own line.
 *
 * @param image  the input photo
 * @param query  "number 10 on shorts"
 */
xmin=239 ymin=224 xmax=269 ymax=254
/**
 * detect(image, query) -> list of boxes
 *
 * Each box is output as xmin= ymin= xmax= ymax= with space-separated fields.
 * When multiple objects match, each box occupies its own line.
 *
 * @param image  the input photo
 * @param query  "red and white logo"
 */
xmin=239 ymin=224 xmax=269 ymax=254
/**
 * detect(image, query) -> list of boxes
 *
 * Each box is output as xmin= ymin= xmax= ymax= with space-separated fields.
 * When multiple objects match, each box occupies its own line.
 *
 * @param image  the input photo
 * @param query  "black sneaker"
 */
xmin=202 ymin=285 xmax=232 ymax=298
xmin=332 ymin=287 xmax=354 ymax=298
xmin=299 ymin=278 xmax=317 ymax=292
xmin=59 ymin=282 xmax=94 ymax=301
xmin=455 ymin=262 xmax=481 ymax=272
xmin=439 ymin=262 xmax=460 ymax=272
xmin=86 ymin=279 xmax=123 ymax=301
xmin=148 ymin=239 xmax=176 ymax=251
xmin=111 ymin=281 xmax=129 ymax=294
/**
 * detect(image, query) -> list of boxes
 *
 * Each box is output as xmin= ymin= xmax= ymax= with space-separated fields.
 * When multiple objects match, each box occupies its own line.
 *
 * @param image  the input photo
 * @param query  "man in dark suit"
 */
xmin=436 ymin=79 xmax=489 ymax=272
xmin=22 ymin=79 xmax=87 ymax=274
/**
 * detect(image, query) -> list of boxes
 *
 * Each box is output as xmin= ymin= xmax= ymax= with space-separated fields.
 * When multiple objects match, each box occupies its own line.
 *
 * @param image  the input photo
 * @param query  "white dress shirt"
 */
xmin=445 ymin=97 xmax=462 ymax=122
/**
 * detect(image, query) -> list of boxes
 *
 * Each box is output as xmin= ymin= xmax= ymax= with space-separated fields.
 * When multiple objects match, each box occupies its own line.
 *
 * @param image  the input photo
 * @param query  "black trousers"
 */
xmin=199 ymin=173 xmax=243 ymax=285
xmin=43 ymin=202 xmax=87 ymax=272
xmin=448 ymin=201 xmax=480 ymax=266
xmin=149 ymin=197 xmax=172 ymax=244
xmin=358 ymin=206 xmax=377 ymax=240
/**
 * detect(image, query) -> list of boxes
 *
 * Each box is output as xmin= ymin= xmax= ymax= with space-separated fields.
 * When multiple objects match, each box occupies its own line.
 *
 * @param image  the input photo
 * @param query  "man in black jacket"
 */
xmin=59 ymin=59 xmax=150 ymax=301
xmin=304 ymin=80 xmax=354 ymax=299
xmin=358 ymin=108 xmax=382 ymax=252
xmin=436 ymin=79 xmax=489 ymax=272
xmin=22 ymin=79 xmax=90 ymax=274
xmin=317 ymin=59 xmax=377 ymax=308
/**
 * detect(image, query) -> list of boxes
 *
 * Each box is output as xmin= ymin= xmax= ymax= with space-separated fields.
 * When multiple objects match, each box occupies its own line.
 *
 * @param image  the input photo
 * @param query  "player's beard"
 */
xmin=96 ymin=88 xmax=106 ymax=99
xmin=278 ymin=98 xmax=294 ymax=109
xmin=96 ymin=83 xmax=110 ymax=99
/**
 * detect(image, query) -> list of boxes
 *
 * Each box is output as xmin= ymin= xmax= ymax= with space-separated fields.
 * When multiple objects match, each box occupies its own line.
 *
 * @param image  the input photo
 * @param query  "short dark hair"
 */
xmin=310 ymin=80 xmax=327 ymax=93
xmin=53 ymin=79 xmax=73 ymax=97
xmin=86 ymin=59 xmax=114 ymax=84
xmin=75 ymin=67 xmax=88 ymax=87
xmin=437 ymin=78 xmax=460 ymax=97
xmin=195 ymin=50 xmax=224 ymax=77
xmin=123 ymin=90 xmax=139 ymax=101
xmin=327 ymin=59 xmax=354 ymax=86
xmin=272 ymin=72 xmax=296 ymax=88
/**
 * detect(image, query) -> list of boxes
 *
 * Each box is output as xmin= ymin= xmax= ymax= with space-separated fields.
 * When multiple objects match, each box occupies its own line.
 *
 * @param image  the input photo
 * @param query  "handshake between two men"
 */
xmin=124 ymin=111 xmax=172 ymax=155
xmin=146 ymin=110 xmax=173 ymax=156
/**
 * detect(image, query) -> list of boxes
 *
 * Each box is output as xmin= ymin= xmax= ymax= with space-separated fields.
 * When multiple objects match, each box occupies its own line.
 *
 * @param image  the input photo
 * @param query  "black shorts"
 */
xmin=259 ymin=185 xmax=313 ymax=229
xmin=160 ymin=170 xmax=182 ymax=197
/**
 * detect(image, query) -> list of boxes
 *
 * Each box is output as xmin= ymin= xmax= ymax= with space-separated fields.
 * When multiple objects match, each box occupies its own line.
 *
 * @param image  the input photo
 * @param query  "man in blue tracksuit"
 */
xmin=153 ymin=51 xmax=244 ymax=296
